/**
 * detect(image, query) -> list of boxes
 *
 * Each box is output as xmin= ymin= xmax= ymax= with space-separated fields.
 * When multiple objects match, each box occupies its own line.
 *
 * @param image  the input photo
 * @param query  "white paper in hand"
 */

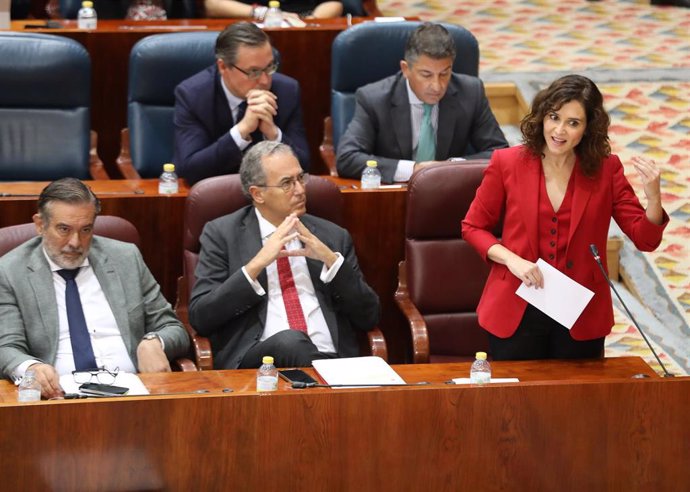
xmin=515 ymin=258 xmax=594 ymax=329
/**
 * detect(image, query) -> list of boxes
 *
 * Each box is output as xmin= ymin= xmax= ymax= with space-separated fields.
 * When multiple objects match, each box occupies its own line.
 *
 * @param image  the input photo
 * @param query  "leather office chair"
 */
xmin=320 ymin=21 xmax=479 ymax=176
xmin=0 ymin=215 xmax=197 ymax=371
xmin=116 ymin=31 xmax=219 ymax=179
xmin=0 ymin=33 xmax=107 ymax=181
xmin=176 ymin=173 xmax=387 ymax=370
xmin=394 ymin=162 xmax=495 ymax=363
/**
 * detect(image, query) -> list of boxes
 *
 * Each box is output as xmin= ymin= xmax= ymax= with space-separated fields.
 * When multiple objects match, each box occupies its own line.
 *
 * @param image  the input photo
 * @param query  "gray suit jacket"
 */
xmin=336 ymin=72 xmax=508 ymax=183
xmin=0 ymin=236 xmax=190 ymax=378
xmin=189 ymin=206 xmax=380 ymax=369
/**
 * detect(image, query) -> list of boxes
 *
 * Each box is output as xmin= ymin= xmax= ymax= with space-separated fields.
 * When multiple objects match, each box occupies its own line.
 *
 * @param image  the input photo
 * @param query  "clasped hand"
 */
xmin=246 ymin=214 xmax=338 ymax=280
xmin=238 ymin=89 xmax=279 ymax=141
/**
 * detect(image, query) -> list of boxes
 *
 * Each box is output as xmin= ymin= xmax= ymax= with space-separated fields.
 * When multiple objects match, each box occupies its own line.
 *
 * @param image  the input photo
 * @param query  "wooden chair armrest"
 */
xmin=172 ymin=357 xmax=198 ymax=372
xmin=366 ymin=327 xmax=388 ymax=361
xmin=319 ymin=116 xmax=340 ymax=177
xmin=116 ymin=128 xmax=143 ymax=179
xmin=175 ymin=275 xmax=214 ymax=370
xmin=187 ymin=324 xmax=213 ymax=371
xmin=394 ymin=260 xmax=430 ymax=364
xmin=89 ymin=131 xmax=110 ymax=179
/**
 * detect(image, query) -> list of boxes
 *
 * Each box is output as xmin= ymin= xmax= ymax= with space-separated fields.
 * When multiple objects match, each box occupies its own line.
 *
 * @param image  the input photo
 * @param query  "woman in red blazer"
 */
xmin=462 ymin=75 xmax=668 ymax=360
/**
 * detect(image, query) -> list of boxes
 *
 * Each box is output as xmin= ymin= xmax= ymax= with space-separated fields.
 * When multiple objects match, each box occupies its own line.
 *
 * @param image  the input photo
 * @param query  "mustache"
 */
xmin=61 ymin=247 xmax=84 ymax=255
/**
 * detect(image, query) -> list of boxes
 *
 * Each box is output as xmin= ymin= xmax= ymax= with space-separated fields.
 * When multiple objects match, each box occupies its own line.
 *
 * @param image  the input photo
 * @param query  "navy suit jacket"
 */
xmin=188 ymin=207 xmax=380 ymax=369
xmin=173 ymin=65 xmax=310 ymax=185
xmin=336 ymin=72 xmax=508 ymax=183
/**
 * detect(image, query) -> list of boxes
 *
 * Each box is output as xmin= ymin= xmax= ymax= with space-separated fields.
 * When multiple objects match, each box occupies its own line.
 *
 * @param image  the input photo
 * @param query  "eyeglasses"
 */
xmin=231 ymin=61 xmax=279 ymax=81
xmin=258 ymin=172 xmax=309 ymax=194
xmin=72 ymin=367 xmax=119 ymax=385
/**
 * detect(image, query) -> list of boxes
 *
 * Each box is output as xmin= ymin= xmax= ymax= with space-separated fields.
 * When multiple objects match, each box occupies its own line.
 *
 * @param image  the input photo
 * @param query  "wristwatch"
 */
xmin=142 ymin=332 xmax=162 ymax=343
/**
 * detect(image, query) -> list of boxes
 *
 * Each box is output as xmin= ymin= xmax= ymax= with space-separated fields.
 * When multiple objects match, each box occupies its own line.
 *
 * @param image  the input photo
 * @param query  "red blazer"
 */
xmin=462 ymin=145 xmax=668 ymax=340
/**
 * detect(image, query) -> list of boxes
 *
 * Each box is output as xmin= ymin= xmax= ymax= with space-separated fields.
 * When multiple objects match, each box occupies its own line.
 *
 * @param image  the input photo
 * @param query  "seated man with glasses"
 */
xmin=0 ymin=178 xmax=190 ymax=399
xmin=189 ymin=141 xmax=379 ymax=369
xmin=174 ymin=22 xmax=310 ymax=185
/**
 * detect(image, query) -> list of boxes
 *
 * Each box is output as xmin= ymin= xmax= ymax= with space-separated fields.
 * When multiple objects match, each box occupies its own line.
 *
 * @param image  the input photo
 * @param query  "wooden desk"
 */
xmin=9 ymin=18 xmax=364 ymax=177
xmin=1 ymin=357 xmax=687 ymax=491
xmin=0 ymin=179 xmax=187 ymax=303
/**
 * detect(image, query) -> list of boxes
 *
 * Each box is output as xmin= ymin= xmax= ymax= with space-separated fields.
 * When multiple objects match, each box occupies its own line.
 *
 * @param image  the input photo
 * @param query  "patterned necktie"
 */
xmin=57 ymin=268 xmax=98 ymax=371
xmin=235 ymin=101 xmax=247 ymax=124
xmin=416 ymin=103 xmax=436 ymax=162
xmin=276 ymin=254 xmax=308 ymax=332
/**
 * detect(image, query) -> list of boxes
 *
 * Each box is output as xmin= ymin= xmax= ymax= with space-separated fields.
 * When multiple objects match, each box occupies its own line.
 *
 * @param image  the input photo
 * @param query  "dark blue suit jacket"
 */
xmin=173 ymin=65 xmax=310 ymax=185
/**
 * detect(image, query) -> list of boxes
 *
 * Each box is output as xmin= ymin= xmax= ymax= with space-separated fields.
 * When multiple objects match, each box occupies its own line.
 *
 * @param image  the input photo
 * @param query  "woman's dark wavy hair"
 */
xmin=520 ymin=74 xmax=611 ymax=177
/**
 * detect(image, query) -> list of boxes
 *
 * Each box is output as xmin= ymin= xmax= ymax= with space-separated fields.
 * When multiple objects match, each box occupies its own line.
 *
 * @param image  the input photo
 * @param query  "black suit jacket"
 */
xmin=173 ymin=65 xmax=310 ymax=185
xmin=188 ymin=206 xmax=380 ymax=369
xmin=336 ymin=72 xmax=508 ymax=183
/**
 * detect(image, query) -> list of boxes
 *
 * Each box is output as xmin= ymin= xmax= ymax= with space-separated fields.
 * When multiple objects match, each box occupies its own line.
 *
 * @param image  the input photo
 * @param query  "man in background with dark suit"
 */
xmin=174 ymin=22 xmax=310 ymax=185
xmin=189 ymin=141 xmax=379 ymax=369
xmin=336 ymin=22 xmax=508 ymax=183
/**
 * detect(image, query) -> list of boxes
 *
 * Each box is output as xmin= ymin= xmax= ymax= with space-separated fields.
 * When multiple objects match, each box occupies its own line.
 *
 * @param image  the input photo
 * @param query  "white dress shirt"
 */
xmin=393 ymin=79 xmax=439 ymax=183
xmin=13 ymin=250 xmax=136 ymax=382
xmin=219 ymin=77 xmax=283 ymax=150
xmin=241 ymin=209 xmax=344 ymax=353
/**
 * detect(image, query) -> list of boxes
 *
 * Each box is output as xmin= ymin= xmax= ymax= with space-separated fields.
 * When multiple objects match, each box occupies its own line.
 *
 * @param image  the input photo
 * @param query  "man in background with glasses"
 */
xmin=189 ymin=141 xmax=379 ymax=369
xmin=0 ymin=179 xmax=190 ymax=399
xmin=174 ymin=22 xmax=310 ymax=186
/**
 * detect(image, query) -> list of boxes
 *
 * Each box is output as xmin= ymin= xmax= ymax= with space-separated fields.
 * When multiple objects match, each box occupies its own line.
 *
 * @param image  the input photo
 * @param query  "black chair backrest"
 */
xmin=0 ymin=33 xmax=92 ymax=181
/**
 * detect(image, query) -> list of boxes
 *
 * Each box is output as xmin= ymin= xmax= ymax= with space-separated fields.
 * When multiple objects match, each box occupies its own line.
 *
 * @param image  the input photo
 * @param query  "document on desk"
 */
xmin=312 ymin=356 xmax=406 ymax=388
xmin=59 ymin=372 xmax=150 ymax=396
xmin=515 ymin=258 xmax=594 ymax=329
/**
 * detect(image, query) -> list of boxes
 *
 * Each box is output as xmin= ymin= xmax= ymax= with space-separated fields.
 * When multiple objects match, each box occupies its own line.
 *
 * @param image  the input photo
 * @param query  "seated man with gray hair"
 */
xmin=189 ymin=140 xmax=379 ymax=369
xmin=0 ymin=178 xmax=190 ymax=399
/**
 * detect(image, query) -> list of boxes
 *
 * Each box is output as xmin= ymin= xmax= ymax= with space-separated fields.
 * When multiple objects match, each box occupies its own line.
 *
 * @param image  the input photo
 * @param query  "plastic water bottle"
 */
xmin=470 ymin=351 xmax=491 ymax=385
xmin=158 ymin=163 xmax=179 ymax=194
xmin=77 ymin=1 xmax=98 ymax=30
xmin=18 ymin=369 xmax=41 ymax=402
xmin=256 ymin=356 xmax=279 ymax=392
xmin=360 ymin=160 xmax=382 ymax=189
xmin=263 ymin=1 xmax=283 ymax=27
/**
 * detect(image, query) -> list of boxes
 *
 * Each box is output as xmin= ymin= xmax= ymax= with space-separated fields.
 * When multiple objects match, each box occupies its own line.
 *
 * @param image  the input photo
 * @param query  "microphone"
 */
xmin=589 ymin=244 xmax=674 ymax=378
xmin=291 ymin=381 xmax=431 ymax=389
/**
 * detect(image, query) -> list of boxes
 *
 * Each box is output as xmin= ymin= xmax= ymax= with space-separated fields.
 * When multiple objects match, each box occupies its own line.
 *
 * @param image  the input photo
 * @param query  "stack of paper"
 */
xmin=312 ymin=356 xmax=405 ymax=388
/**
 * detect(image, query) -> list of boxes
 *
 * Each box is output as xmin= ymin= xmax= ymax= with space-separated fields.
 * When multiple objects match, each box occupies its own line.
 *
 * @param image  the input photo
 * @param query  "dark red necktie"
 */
xmin=276 ymin=254 xmax=308 ymax=332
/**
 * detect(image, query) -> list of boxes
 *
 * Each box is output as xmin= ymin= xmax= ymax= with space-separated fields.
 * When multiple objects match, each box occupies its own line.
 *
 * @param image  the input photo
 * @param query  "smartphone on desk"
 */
xmin=79 ymin=382 xmax=129 ymax=397
xmin=278 ymin=369 xmax=318 ymax=385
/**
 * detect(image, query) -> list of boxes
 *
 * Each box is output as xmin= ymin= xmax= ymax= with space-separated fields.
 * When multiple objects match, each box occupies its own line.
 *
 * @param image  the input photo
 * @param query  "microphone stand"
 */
xmin=590 ymin=244 xmax=674 ymax=377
